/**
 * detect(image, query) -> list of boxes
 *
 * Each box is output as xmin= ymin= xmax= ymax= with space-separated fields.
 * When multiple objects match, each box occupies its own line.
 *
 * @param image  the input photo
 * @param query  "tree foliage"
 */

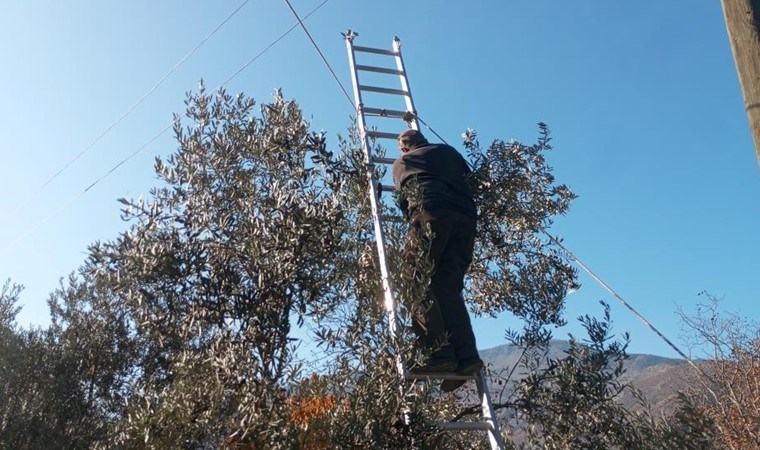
xmin=464 ymin=126 xmax=577 ymax=336
xmin=0 ymin=280 xmax=105 ymax=449
xmin=84 ymin=84 xmax=361 ymax=448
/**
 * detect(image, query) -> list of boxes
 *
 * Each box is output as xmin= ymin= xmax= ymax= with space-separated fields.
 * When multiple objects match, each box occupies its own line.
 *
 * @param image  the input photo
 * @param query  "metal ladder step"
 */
xmin=403 ymin=372 xmax=476 ymax=381
xmin=381 ymin=215 xmax=404 ymax=223
xmin=363 ymin=107 xmax=409 ymax=118
xmin=359 ymin=85 xmax=408 ymax=96
xmin=378 ymin=184 xmax=395 ymax=192
xmin=370 ymin=156 xmax=395 ymax=165
xmin=438 ymin=422 xmax=493 ymax=431
xmin=366 ymin=131 xmax=398 ymax=140
xmin=356 ymin=64 xmax=403 ymax=75
xmin=353 ymin=45 xmax=396 ymax=55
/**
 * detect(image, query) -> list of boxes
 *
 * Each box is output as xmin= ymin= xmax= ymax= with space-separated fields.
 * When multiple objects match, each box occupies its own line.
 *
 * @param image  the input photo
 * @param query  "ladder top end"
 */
xmin=342 ymin=29 xmax=358 ymax=41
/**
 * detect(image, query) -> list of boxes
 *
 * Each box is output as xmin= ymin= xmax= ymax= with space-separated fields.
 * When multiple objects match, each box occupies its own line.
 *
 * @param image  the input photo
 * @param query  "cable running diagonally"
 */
xmin=414 ymin=114 xmax=449 ymax=146
xmin=4 ymin=0 xmax=333 ymax=251
xmin=7 ymin=0 xmax=252 ymax=222
xmin=282 ymin=0 xmax=355 ymax=108
xmin=544 ymin=232 xmax=711 ymax=379
xmin=220 ymin=0 xmax=330 ymax=88
xmin=6 ymin=125 xmax=172 ymax=251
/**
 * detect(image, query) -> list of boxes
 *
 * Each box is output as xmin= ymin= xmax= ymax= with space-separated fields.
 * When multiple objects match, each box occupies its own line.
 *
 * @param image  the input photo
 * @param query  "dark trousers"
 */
xmin=404 ymin=209 xmax=478 ymax=362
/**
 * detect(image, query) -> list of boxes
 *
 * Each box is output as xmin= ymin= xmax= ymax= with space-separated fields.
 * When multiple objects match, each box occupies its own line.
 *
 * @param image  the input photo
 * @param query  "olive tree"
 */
xmin=0 ymin=280 xmax=105 ymax=449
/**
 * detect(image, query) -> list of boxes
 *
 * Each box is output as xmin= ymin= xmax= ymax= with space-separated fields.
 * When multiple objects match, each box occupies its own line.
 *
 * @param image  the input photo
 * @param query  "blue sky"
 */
xmin=1 ymin=1 xmax=757 ymax=359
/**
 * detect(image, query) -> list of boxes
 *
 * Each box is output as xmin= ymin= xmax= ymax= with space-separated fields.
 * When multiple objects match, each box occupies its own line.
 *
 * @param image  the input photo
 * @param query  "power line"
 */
xmin=219 ymin=0 xmax=331 ymax=88
xmin=544 ymin=232 xmax=711 ymax=378
xmin=82 ymin=125 xmax=172 ymax=194
xmin=6 ymin=0 xmax=252 ymax=223
xmin=5 ymin=124 xmax=172 ymax=252
xmin=282 ymin=0 xmax=355 ymax=108
xmin=415 ymin=114 xmax=449 ymax=146
xmin=3 ymin=0 xmax=334 ymax=251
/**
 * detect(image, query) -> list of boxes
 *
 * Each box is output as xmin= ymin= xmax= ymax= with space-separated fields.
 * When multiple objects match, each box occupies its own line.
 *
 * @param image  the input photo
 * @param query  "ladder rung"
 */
xmin=437 ymin=421 xmax=492 ymax=431
xmin=404 ymin=372 xmax=476 ymax=381
xmin=381 ymin=215 xmax=405 ymax=223
xmin=366 ymin=131 xmax=398 ymax=140
xmin=363 ymin=107 xmax=409 ymax=118
xmin=355 ymin=64 xmax=404 ymax=75
xmin=379 ymin=184 xmax=396 ymax=192
xmin=359 ymin=85 xmax=407 ymax=96
xmin=371 ymin=156 xmax=395 ymax=164
xmin=353 ymin=45 xmax=397 ymax=56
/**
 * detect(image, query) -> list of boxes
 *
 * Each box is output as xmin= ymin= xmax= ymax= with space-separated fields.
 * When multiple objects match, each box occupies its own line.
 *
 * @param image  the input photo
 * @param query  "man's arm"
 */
xmin=462 ymin=155 xmax=475 ymax=198
xmin=395 ymin=192 xmax=410 ymax=218
xmin=392 ymin=159 xmax=410 ymax=217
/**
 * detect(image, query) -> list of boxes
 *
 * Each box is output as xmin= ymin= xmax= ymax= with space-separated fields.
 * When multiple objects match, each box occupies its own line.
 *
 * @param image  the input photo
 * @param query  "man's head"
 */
xmin=397 ymin=129 xmax=428 ymax=153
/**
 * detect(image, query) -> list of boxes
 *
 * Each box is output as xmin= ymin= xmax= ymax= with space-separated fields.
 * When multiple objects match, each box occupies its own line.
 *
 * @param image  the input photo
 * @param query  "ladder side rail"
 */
xmin=344 ymin=34 xmax=405 ymax=377
xmin=392 ymin=37 xmax=420 ymax=130
xmin=476 ymin=371 xmax=507 ymax=450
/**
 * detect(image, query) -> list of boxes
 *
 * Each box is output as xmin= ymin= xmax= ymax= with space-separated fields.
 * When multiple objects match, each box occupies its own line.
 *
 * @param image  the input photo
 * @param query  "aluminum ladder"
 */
xmin=342 ymin=30 xmax=507 ymax=450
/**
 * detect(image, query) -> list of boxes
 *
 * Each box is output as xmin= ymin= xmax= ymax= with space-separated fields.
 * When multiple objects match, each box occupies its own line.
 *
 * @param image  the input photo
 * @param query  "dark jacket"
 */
xmin=392 ymin=143 xmax=476 ymax=218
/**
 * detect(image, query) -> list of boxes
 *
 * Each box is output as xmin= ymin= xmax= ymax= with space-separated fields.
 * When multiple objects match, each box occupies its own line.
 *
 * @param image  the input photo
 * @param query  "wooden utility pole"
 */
xmin=722 ymin=0 xmax=760 ymax=164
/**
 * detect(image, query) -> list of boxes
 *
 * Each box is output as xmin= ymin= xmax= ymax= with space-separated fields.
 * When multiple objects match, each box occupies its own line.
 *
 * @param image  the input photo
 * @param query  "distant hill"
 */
xmin=479 ymin=340 xmax=691 ymax=416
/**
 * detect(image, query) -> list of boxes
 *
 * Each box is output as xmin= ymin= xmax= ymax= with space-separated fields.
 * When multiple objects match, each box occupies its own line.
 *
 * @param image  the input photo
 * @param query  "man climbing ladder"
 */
xmin=344 ymin=31 xmax=507 ymax=449
xmin=393 ymin=129 xmax=483 ymax=392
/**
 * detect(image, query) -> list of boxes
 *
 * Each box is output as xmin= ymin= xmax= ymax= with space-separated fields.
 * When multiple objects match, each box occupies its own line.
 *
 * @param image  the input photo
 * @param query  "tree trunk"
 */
xmin=722 ymin=0 xmax=760 ymax=164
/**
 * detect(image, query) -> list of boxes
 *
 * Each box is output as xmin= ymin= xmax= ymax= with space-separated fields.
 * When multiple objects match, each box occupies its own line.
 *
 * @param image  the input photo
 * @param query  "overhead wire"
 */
xmin=5 ymin=125 xmax=173 ymax=252
xmin=428 ymin=72 xmax=714 ymax=378
xmin=414 ymin=114 xmax=449 ymax=146
xmin=3 ymin=0 xmax=333 ymax=252
xmin=544 ymin=232 xmax=713 ymax=380
xmin=219 ymin=0 xmax=331 ymax=88
xmin=282 ymin=0 xmax=355 ymax=108
xmin=6 ymin=0 xmax=253 ymax=224
xmin=425 ymin=90 xmax=704 ymax=372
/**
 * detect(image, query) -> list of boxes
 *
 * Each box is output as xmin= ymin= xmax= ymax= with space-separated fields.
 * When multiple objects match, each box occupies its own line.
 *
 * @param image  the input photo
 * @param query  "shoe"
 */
xmin=409 ymin=357 xmax=458 ymax=375
xmin=440 ymin=357 xmax=484 ymax=393
xmin=458 ymin=357 xmax=485 ymax=375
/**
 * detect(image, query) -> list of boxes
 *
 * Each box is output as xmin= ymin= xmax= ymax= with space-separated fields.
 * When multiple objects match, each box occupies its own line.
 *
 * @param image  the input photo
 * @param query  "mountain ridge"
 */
xmin=479 ymin=339 xmax=690 ymax=415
